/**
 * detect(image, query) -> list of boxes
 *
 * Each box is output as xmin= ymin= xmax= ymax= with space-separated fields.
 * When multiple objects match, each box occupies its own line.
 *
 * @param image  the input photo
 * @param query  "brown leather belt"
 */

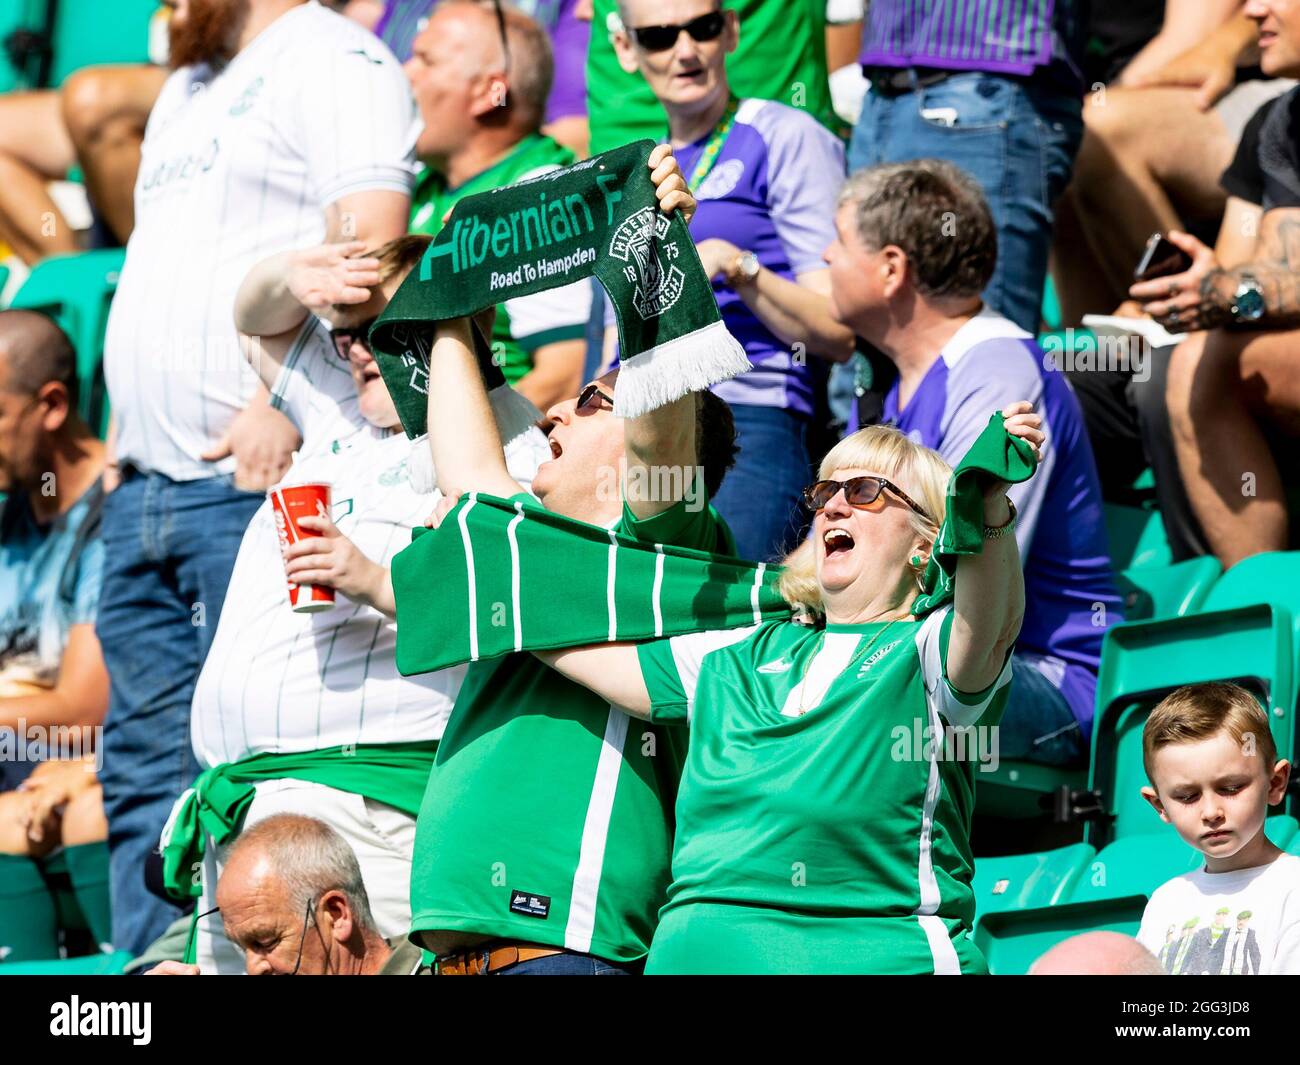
xmin=435 ymin=942 xmax=565 ymax=976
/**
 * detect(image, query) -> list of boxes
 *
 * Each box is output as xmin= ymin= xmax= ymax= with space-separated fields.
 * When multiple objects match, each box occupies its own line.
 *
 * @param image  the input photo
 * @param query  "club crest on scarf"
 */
xmin=609 ymin=206 xmax=685 ymax=320
xmin=369 ymin=140 xmax=750 ymax=435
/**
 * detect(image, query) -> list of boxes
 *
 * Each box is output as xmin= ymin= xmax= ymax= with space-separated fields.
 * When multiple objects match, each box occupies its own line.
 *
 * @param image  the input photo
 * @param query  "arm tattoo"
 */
xmin=1200 ymin=215 xmax=1300 ymax=327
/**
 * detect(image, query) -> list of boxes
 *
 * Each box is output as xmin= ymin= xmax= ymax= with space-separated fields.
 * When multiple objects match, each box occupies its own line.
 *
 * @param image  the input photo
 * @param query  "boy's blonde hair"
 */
xmin=778 ymin=425 xmax=951 ymax=615
xmin=1142 ymin=682 xmax=1278 ymax=785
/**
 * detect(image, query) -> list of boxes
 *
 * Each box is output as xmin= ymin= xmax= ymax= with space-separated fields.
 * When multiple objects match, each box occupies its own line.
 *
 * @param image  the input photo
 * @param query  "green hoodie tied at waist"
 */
xmin=158 ymin=742 xmax=438 ymax=903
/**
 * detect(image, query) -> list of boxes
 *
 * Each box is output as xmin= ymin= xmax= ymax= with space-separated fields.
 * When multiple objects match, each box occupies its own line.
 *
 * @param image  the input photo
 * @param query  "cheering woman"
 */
xmin=533 ymin=404 xmax=1044 ymax=974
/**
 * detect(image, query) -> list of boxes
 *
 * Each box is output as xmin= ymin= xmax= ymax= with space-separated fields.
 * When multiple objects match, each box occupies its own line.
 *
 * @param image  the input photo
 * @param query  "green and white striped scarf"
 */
xmin=368 ymin=139 xmax=750 ymax=436
xmin=391 ymin=415 xmax=1037 ymax=675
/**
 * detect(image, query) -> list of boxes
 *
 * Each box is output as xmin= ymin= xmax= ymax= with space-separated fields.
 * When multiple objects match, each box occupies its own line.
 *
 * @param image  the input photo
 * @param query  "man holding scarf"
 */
xmin=370 ymin=141 xmax=746 ymax=975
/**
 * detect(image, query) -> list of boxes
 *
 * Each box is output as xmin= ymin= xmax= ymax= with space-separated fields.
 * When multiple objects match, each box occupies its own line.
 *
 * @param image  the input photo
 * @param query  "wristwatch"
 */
xmin=1230 ymin=275 xmax=1266 ymax=323
xmin=729 ymin=250 xmax=760 ymax=286
xmin=982 ymin=498 xmax=1017 ymax=541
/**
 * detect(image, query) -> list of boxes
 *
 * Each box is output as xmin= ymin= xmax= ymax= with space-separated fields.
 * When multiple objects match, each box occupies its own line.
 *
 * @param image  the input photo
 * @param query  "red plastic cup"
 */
xmin=269 ymin=482 xmax=335 ymax=613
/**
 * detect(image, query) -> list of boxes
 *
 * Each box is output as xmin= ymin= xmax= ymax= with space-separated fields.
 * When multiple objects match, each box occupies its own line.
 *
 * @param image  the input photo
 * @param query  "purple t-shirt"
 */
xmin=542 ymin=0 xmax=589 ymax=124
xmin=676 ymin=98 xmax=845 ymax=417
xmin=882 ymin=309 xmax=1122 ymax=734
xmin=859 ymin=0 xmax=1084 ymax=89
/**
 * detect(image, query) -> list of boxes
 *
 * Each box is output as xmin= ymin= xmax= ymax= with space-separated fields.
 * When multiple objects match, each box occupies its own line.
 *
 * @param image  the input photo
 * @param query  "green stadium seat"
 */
xmin=0 ymin=949 xmax=132 ymax=975
xmin=49 ymin=0 xmax=157 ymax=87
xmin=973 ymin=818 xmax=1299 ymax=973
xmin=10 ymin=247 xmax=125 ymax=436
xmin=1090 ymin=603 xmax=1294 ymax=846
xmin=975 ymin=560 xmax=1217 ymax=820
xmin=975 ymin=892 xmax=1149 ymax=974
xmin=971 ymin=842 xmax=1093 ymax=916
xmin=1104 ymin=502 xmax=1173 ymax=571
xmin=1114 ymin=557 xmax=1221 ymax=621
xmin=975 ymin=760 xmax=1086 ymax=820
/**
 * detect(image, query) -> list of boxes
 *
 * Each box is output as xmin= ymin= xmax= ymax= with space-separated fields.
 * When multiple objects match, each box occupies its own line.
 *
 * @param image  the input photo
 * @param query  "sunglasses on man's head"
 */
xmin=629 ymin=10 xmax=726 ymax=52
xmin=575 ymin=382 xmax=615 ymax=414
xmin=802 ymin=475 xmax=933 ymax=523
xmin=328 ymin=315 xmax=380 ymax=361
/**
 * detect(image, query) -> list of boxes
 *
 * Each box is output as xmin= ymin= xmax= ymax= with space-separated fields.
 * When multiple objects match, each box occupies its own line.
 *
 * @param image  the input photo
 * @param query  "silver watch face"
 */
xmin=1234 ymin=280 xmax=1265 ymax=322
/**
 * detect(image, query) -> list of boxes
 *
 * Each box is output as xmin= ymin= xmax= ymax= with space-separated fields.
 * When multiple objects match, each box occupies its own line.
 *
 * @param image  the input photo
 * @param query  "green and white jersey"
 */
xmin=408 ymin=133 xmax=592 ymax=386
xmin=409 ymin=492 xmax=733 ymax=962
xmin=636 ymin=608 xmax=1011 ymax=975
xmin=190 ymin=319 xmax=550 ymax=766
xmin=586 ymin=0 xmax=838 ymax=156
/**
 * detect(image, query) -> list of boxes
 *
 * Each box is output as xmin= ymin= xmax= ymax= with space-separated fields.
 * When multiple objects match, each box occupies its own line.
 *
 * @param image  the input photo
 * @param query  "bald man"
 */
xmin=148 ymin=813 xmax=428 ymax=975
xmin=1030 ymin=931 xmax=1166 ymax=976
xmin=0 ymin=311 xmax=111 ymax=960
xmin=404 ymin=0 xmax=593 ymax=413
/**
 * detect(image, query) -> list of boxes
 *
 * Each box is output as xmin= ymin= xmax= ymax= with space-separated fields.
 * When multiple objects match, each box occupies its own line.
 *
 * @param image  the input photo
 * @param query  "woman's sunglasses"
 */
xmin=328 ymin=315 xmax=380 ymax=361
xmin=802 ymin=475 xmax=933 ymax=523
xmin=629 ymin=11 xmax=726 ymax=53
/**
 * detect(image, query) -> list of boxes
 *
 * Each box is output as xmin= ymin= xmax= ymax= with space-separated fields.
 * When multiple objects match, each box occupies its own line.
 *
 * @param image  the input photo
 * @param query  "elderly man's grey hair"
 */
xmin=838 ymin=158 xmax=998 ymax=301
xmin=228 ymin=813 xmax=378 ymax=934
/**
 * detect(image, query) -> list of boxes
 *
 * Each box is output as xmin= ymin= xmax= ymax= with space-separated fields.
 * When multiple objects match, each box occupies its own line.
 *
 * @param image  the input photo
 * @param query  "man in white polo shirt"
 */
xmin=96 ymin=0 xmax=418 ymax=955
xmin=166 ymin=234 xmax=547 ymax=973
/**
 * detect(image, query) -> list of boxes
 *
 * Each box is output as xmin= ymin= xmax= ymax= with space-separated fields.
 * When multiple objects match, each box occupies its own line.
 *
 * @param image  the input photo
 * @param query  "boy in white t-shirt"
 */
xmin=1136 ymin=681 xmax=1300 ymax=975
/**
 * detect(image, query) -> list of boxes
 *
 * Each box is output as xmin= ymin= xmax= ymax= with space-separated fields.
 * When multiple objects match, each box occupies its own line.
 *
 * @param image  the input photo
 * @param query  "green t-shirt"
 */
xmin=586 ymin=0 xmax=838 ymax=156
xmin=408 ymin=133 xmax=585 ymax=385
xmin=409 ymin=491 xmax=734 ymax=963
xmin=636 ymin=607 xmax=1011 ymax=975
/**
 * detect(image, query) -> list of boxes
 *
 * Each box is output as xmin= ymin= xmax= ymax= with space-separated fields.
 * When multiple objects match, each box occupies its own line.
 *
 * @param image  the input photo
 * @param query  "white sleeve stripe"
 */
xmin=750 ymin=562 xmax=766 ymax=624
xmin=507 ymin=503 xmax=525 ymax=652
xmin=459 ymin=495 xmax=479 ymax=661
xmin=606 ymin=529 xmax=619 ymax=643
xmin=668 ymin=625 xmax=760 ymax=725
xmin=915 ymin=604 xmax=1013 ymax=728
xmin=319 ymin=170 xmax=415 ymax=204
xmin=652 ymin=545 xmax=665 ymax=638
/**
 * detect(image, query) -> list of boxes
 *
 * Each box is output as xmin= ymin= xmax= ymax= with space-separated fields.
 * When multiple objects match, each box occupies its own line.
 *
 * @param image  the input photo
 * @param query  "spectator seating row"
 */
xmin=972 ymin=551 xmax=1300 ymax=972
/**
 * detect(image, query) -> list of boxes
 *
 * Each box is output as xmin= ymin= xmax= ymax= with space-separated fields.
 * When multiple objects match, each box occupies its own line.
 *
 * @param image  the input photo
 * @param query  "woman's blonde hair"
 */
xmin=778 ymin=425 xmax=952 ymax=615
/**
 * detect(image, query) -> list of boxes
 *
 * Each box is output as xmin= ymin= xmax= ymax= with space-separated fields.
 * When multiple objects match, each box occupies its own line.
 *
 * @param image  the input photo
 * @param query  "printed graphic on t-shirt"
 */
xmin=1159 ymin=908 xmax=1262 ymax=975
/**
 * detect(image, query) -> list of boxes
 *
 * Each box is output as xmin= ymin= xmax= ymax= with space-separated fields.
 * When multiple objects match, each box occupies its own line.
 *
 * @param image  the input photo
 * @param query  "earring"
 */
xmin=910 ymin=555 xmax=923 ymax=567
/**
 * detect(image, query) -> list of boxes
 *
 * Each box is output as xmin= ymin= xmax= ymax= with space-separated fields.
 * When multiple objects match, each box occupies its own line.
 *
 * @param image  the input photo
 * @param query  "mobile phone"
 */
xmin=1134 ymin=232 xmax=1193 ymax=282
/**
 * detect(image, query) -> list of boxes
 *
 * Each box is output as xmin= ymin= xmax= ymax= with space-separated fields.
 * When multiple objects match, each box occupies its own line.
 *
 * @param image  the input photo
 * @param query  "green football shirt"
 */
xmin=408 ymin=133 xmax=586 ymax=385
xmin=586 ymin=0 xmax=838 ymax=156
xmin=636 ymin=607 xmax=1011 ymax=974
xmin=408 ymin=488 xmax=735 ymax=963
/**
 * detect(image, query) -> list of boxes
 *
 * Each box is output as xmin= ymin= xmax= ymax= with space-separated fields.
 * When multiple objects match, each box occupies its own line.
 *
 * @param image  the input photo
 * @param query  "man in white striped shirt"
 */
xmin=173 ymin=235 xmax=547 ymax=973
xmin=95 ymin=0 xmax=418 ymax=955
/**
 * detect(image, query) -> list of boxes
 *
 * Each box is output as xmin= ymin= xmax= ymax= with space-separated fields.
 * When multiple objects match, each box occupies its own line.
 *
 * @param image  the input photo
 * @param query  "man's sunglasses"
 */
xmin=575 ymin=382 xmax=614 ymax=413
xmin=629 ymin=11 xmax=726 ymax=53
xmin=802 ymin=475 xmax=933 ymax=523
xmin=329 ymin=315 xmax=379 ymax=360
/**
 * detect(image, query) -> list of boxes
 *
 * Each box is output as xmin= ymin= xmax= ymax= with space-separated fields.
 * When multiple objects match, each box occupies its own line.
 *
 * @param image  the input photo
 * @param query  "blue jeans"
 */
xmin=710 ymin=403 xmax=812 ymax=563
xmin=95 ymin=469 xmax=263 ymax=955
xmin=999 ymin=652 xmax=1087 ymax=767
xmin=495 ymin=951 xmax=641 ymax=975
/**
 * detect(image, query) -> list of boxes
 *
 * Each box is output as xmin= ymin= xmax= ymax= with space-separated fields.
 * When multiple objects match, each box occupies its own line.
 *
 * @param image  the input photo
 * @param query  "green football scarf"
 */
xmin=369 ymin=139 xmax=750 ymax=436
xmin=911 ymin=411 xmax=1038 ymax=615
xmin=158 ymin=742 xmax=437 ymax=909
xmin=391 ymin=415 xmax=1036 ymax=675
